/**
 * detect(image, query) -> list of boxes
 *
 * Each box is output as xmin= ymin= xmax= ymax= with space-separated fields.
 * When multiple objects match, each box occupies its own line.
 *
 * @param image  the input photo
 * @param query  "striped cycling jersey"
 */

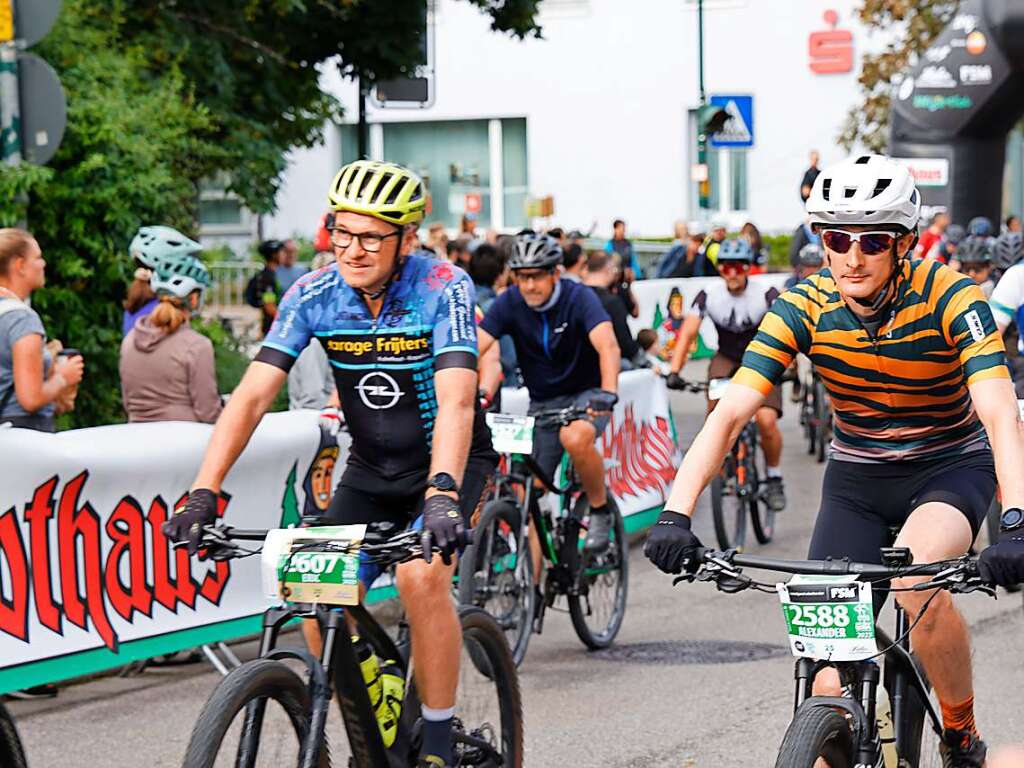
xmin=734 ymin=258 xmax=1010 ymax=461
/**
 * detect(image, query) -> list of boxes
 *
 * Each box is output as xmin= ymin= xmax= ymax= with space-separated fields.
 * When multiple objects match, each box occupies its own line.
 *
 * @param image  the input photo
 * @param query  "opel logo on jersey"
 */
xmin=355 ymin=372 xmax=404 ymax=410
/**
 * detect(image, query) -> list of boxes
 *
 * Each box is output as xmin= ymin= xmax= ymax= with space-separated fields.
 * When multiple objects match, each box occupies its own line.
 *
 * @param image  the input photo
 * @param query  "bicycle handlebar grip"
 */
xmin=457 ymin=528 xmax=475 ymax=549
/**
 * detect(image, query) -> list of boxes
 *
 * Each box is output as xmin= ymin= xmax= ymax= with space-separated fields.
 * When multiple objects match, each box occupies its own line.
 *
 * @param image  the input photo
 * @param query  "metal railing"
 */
xmin=207 ymin=261 xmax=262 ymax=309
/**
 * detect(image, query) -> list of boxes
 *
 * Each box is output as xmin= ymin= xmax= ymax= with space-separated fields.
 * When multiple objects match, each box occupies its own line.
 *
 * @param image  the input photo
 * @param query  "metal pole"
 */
xmin=357 ymin=77 xmax=368 ymax=160
xmin=697 ymin=0 xmax=705 ymax=106
xmin=0 ymin=1 xmax=26 ymax=228
xmin=697 ymin=0 xmax=709 ymax=211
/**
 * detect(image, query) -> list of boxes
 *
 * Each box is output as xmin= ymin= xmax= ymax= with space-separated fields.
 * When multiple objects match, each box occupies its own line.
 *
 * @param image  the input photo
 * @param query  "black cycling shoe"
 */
xmin=763 ymin=478 xmax=787 ymax=512
xmin=940 ymin=728 xmax=987 ymax=768
xmin=584 ymin=509 xmax=611 ymax=553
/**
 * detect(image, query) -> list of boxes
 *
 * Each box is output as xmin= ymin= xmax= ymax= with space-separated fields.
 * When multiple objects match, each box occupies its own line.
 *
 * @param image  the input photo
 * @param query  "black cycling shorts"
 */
xmin=808 ymin=451 xmax=996 ymax=614
xmin=325 ymin=456 xmax=496 ymax=586
xmin=528 ymin=388 xmax=612 ymax=480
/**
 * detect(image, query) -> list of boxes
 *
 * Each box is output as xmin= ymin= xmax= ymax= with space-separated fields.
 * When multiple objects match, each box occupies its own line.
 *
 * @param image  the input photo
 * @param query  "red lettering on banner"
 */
xmin=0 ymin=473 xmax=235 ymax=651
xmin=105 ymin=498 xmax=153 ymax=622
xmin=0 ymin=507 xmax=29 ymax=642
xmin=148 ymin=495 xmax=198 ymax=612
xmin=24 ymin=476 xmax=62 ymax=633
xmin=57 ymin=472 xmax=118 ymax=651
xmin=602 ymin=408 xmax=680 ymax=499
xmin=198 ymin=494 xmax=232 ymax=605
xmin=809 ymin=10 xmax=853 ymax=75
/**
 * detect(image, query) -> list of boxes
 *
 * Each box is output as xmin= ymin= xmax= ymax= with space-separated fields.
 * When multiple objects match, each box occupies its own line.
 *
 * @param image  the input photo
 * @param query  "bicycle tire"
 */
xmin=452 ymin=606 xmax=524 ymax=768
xmin=814 ymin=379 xmax=830 ymax=464
xmin=457 ymin=499 xmax=535 ymax=667
xmin=711 ymin=470 xmax=747 ymax=550
xmin=0 ymin=702 xmax=28 ymax=768
xmin=803 ymin=382 xmax=817 ymax=455
xmin=774 ymin=704 xmax=855 ymax=768
xmin=182 ymin=658 xmax=329 ymax=768
xmin=748 ymin=429 xmax=775 ymax=545
xmin=566 ymin=495 xmax=629 ymax=650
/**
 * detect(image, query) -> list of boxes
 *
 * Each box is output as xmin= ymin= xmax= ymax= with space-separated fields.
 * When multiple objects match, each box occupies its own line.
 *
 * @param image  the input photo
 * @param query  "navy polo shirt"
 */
xmin=480 ymin=279 xmax=611 ymax=401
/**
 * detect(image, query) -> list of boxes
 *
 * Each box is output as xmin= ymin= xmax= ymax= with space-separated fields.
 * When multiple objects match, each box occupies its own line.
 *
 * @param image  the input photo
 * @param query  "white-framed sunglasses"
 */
xmin=820 ymin=229 xmax=899 ymax=256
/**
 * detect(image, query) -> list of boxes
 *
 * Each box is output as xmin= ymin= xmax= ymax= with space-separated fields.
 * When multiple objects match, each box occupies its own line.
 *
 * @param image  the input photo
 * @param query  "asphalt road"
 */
xmin=9 ymin=364 xmax=1024 ymax=766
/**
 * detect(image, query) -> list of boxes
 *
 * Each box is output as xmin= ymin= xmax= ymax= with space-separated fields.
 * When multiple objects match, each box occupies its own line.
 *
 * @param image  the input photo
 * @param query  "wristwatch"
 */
xmin=999 ymin=507 xmax=1024 ymax=533
xmin=427 ymin=472 xmax=460 ymax=495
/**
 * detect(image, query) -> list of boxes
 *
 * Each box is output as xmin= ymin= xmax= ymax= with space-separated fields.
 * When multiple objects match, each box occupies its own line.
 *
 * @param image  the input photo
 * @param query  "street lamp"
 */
xmin=695 ymin=0 xmax=727 ymax=211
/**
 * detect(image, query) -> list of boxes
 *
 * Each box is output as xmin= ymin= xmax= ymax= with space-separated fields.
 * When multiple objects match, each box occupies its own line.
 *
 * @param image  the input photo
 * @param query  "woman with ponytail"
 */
xmin=119 ymin=247 xmax=222 ymax=423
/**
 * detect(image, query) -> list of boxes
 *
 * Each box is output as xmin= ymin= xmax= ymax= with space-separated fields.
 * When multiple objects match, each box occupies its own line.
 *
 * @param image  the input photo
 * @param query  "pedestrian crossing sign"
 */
xmin=709 ymin=95 xmax=754 ymax=148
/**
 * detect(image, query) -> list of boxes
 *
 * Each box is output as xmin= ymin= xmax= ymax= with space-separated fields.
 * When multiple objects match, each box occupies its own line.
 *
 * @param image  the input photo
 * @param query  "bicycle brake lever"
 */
xmin=672 ymin=573 xmax=698 ymax=586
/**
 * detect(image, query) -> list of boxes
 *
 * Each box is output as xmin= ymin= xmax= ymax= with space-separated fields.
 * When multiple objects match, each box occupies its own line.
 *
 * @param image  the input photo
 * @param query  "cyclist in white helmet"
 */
xmin=647 ymin=154 xmax=1024 ymax=767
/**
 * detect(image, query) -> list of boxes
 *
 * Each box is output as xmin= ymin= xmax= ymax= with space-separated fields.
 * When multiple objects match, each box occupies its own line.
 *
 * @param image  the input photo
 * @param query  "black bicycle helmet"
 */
xmin=955 ymin=235 xmax=992 ymax=264
xmin=993 ymin=231 xmax=1023 ymax=271
xmin=797 ymin=243 xmax=824 ymax=268
xmin=508 ymin=232 xmax=564 ymax=270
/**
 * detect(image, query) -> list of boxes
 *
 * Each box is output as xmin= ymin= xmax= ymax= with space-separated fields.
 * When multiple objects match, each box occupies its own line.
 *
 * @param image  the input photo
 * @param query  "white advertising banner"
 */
xmin=501 ymin=369 xmax=682 ymax=520
xmin=0 ymin=373 xmax=680 ymax=690
xmin=628 ymin=274 xmax=790 ymax=360
xmin=0 ymin=411 xmax=334 ymax=693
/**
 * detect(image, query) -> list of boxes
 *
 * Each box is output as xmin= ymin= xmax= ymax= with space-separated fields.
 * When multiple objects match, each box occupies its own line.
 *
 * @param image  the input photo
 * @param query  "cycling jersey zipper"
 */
xmin=541 ymin=313 xmax=551 ymax=358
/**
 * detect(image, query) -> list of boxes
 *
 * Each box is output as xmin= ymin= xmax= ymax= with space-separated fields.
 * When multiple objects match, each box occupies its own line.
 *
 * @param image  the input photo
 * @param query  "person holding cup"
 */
xmin=0 ymin=228 xmax=84 ymax=432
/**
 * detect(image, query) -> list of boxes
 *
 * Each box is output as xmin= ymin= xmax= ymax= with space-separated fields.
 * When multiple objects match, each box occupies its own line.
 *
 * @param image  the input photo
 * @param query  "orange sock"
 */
xmin=940 ymin=695 xmax=978 ymax=738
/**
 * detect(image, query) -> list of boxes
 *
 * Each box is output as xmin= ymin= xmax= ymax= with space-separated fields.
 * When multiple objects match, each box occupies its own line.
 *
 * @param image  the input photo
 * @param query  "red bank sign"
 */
xmin=809 ymin=10 xmax=854 ymax=75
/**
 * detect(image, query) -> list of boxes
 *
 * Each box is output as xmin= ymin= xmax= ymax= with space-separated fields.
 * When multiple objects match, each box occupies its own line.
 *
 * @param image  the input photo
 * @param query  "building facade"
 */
xmin=200 ymin=0 xmax=1023 ymax=251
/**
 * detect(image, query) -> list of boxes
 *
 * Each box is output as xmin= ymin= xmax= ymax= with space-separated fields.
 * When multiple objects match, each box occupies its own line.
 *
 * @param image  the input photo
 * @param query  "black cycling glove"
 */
xmin=588 ymin=389 xmax=619 ymax=414
xmin=163 ymin=489 xmax=219 ymax=555
xmin=978 ymin=528 xmax=1024 ymax=587
xmin=421 ymin=494 xmax=465 ymax=566
xmin=644 ymin=511 xmax=703 ymax=574
xmin=665 ymin=372 xmax=684 ymax=391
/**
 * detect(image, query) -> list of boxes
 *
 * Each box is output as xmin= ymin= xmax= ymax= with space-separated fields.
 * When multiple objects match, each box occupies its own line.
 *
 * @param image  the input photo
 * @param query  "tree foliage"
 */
xmin=839 ymin=1 xmax=960 ymax=152
xmin=0 ymin=1 xmax=214 ymax=427
xmin=119 ymin=0 xmax=543 ymax=213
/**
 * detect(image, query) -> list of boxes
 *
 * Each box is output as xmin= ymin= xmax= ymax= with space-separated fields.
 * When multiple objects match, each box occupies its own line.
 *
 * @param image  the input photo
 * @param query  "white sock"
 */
xmin=766 ymin=466 xmax=782 ymax=479
xmin=422 ymin=705 xmax=456 ymax=722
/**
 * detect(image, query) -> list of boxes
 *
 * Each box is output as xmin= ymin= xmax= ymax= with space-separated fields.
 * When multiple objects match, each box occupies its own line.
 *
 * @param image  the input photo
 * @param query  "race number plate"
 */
xmin=261 ymin=525 xmax=366 ymax=606
xmin=707 ymin=378 xmax=731 ymax=402
xmin=777 ymin=575 xmax=876 ymax=661
xmin=486 ymin=413 xmax=535 ymax=454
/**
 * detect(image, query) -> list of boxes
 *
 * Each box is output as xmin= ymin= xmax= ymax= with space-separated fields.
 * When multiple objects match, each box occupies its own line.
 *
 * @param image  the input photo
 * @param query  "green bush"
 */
xmin=763 ymin=233 xmax=795 ymax=270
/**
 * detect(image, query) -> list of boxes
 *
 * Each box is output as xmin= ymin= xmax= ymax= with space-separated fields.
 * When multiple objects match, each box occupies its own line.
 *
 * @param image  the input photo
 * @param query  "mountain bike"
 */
xmin=668 ymin=377 xmax=775 ymax=550
xmin=798 ymin=364 xmax=832 ymax=464
xmin=181 ymin=524 xmax=522 ymax=768
xmin=458 ymin=405 xmax=628 ymax=665
xmin=676 ymin=546 xmax=994 ymax=767
xmin=0 ymin=701 xmax=27 ymax=768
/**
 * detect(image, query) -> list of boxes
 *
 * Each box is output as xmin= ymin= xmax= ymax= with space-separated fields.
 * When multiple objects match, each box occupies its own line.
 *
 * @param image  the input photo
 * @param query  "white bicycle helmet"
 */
xmin=151 ymin=254 xmax=211 ymax=305
xmin=805 ymin=155 xmax=921 ymax=233
xmin=129 ymin=225 xmax=203 ymax=269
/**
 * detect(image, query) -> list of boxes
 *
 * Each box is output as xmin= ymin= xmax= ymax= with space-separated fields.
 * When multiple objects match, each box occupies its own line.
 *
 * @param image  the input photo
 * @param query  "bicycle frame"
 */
xmin=238 ymin=602 xmax=401 ymax=768
xmin=790 ymin=600 xmax=942 ymax=766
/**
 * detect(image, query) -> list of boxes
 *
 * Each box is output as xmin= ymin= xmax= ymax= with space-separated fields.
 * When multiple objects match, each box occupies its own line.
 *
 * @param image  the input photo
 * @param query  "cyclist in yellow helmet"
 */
xmin=166 ymin=160 xmax=498 ymax=768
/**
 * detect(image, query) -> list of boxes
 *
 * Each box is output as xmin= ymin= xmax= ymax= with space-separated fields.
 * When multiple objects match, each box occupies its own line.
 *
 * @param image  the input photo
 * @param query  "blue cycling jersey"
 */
xmin=255 ymin=254 xmax=493 ymax=493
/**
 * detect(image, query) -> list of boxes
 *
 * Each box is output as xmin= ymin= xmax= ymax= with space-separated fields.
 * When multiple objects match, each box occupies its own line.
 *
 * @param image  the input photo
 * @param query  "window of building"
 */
xmin=337 ymin=117 xmax=529 ymax=231
xmin=198 ymin=174 xmax=256 ymax=241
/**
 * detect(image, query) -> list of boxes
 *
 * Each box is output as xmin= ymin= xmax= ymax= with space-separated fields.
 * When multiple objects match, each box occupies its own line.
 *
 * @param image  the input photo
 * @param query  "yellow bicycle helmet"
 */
xmin=327 ymin=160 xmax=426 ymax=226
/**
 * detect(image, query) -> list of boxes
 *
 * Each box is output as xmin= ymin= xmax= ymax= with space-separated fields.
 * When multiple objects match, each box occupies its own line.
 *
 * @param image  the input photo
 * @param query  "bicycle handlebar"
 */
xmin=675 ymin=547 xmax=990 ymax=595
xmin=665 ymin=377 xmax=708 ymax=393
xmin=190 ymin=524 xmax=474 ymax=566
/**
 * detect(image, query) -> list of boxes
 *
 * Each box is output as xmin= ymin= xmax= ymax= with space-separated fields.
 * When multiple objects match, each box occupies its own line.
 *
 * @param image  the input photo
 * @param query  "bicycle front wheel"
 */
xmin=774 ymin=705 xmax=855 ymax=768
xmin=0 ymin=702 xmax=27 ymax=768
xmin=747 ymin=435 xmax=775 ymax=545
xmin=566 ymin=495 xmax=629 ymax=650
xmin=813 ymin=379 xmax=830 ymax=464
xmin=711 ymin=469 xmax=747 ymax=550
xmin=182 ymin=658 xmax=329 ymax=768
xmin=457 ymin=499 xmax=535 ymax=667
xmin=453 ymin=606 xmax=523 ymax=768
